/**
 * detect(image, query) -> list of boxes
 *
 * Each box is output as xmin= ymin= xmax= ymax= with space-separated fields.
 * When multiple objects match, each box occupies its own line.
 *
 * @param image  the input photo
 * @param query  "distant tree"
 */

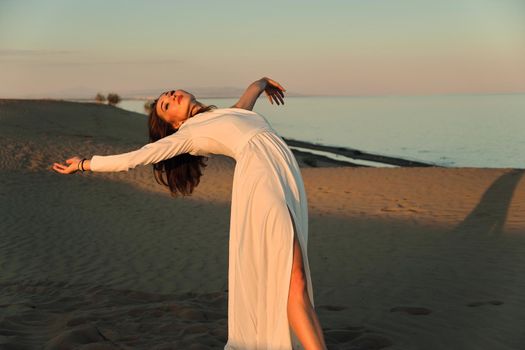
xmin=94 ymin=93 xmax=106 ymax=103
xmin=107 ymin=93 xmax=121 ymax=105
xmin=144 ymin=99 xmax=154 ymax=114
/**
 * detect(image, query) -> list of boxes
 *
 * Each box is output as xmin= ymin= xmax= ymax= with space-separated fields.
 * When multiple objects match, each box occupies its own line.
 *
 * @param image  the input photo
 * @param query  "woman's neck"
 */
xmin=190 ymin=101 xmax=206 ymax=118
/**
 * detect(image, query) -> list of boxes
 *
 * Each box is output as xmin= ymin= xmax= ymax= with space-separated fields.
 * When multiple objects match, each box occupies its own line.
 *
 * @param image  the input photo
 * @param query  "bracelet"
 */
xmin=78 ymin=158 xmax=87 ymax=172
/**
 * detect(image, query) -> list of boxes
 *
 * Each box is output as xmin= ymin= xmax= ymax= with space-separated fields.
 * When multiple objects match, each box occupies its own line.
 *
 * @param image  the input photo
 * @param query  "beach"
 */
xmin=1 ymin=99 xmax=524 ymax=349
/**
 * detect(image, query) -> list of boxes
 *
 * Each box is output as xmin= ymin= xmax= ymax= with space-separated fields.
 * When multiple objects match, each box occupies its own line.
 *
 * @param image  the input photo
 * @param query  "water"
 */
xmin=117 ymin=94 xmax=525 ymax=168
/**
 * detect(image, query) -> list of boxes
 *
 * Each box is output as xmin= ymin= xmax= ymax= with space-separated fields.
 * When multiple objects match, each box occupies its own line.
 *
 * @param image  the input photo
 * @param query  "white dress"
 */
xmin=90 ymin=108 xmax=315 ymax=349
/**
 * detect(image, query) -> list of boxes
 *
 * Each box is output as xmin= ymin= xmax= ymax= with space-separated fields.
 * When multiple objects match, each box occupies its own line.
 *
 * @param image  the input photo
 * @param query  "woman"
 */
xmin=52 ymin=77 xmax=327 ymax=350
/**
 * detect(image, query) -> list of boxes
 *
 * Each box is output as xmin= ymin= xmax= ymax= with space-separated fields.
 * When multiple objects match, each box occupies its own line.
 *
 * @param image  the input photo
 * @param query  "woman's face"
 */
xmin=156 ymin=89 xmax=196 ymax=129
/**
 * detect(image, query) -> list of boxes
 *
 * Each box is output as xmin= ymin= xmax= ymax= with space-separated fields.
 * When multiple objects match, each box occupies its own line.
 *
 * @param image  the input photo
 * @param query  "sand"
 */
xmin=0 ymin=99 xmax=524 ymax=349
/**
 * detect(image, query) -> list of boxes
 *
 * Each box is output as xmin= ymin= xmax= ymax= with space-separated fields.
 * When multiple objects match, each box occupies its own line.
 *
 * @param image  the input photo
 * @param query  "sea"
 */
xmin=116 ymin=94 xmax=525 ymax=169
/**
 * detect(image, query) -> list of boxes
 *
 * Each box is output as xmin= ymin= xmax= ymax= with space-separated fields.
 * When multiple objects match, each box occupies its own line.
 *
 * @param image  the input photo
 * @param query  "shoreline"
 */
xmin=284 ymin=138 xmax=436 ymax=168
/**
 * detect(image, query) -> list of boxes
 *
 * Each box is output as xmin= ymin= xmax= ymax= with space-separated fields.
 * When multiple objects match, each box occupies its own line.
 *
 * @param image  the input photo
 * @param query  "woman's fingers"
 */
xmin=268 ymin=81 xmax=285 ymax=98
xmin=52 ymin=163 xmax=65 ymax=173
xmin=268 ymin=90 xmax=280 ymax=105
xmin=265 ymin=91 xmax=284 ymax=105
xmin=274 ymin=91 xmax=284 ymax=105
xmin=263 ymin=78 xmax=286 ymax=106
xmin=268 ymin=89 xmax=284 ymax=105
xmin=54 ymin=163 xmax=67 ymax=173
xmin=276 ymin=84 xmax=286 ymax=93
xmin=51 ymin=161 xmax=76 ymax=174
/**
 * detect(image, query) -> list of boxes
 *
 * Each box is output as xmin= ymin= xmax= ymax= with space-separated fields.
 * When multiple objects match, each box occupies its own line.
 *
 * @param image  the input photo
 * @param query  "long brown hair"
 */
xmin=148 ymin=99 xmax=216 ymax=197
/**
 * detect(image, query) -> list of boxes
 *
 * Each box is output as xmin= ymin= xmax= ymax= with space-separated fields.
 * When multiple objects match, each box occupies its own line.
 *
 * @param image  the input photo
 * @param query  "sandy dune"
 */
xmin=1 ymin=99 xmax=524 ymax=349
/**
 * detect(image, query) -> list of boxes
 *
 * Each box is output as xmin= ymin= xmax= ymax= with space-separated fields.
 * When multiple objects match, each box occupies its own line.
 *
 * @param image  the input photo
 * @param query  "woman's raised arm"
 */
xmin=52 ymin=130 xmax=194 ymax=174
xmin=231 ymin=77 xmax=286 ymax=111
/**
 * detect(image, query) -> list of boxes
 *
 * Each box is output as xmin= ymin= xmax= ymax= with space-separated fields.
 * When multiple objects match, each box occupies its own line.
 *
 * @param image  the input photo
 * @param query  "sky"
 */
xmin=0 ymin=0 xmax=524 ymax=98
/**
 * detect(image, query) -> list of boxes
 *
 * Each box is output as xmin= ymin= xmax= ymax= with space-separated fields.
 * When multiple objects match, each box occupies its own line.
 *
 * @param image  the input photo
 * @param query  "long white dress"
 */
xmin=90 ymin=107 xmax=315 ymax=349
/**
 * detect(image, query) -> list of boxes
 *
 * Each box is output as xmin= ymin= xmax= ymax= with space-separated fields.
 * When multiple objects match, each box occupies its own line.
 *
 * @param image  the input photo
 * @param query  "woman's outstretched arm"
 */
xmin=231 ymin=77 xmax=286 ymax=111
xmin=52 ymin=130 xmax=194 ymax=174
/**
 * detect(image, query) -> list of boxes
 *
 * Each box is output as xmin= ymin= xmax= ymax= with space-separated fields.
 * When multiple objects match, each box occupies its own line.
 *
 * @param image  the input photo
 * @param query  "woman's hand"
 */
xmin=258 ymin=77 xmax=286 ymax=105
xmin=232 ymin=77 xmax=286 ymax=111
xmin=52 ymin=156 xmax=83 ymax=174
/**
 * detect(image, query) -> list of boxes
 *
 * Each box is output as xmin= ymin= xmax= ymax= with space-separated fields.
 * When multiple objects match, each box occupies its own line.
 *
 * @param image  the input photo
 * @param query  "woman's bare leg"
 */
xmin=287 ymin=213 xmax=327 ymax=350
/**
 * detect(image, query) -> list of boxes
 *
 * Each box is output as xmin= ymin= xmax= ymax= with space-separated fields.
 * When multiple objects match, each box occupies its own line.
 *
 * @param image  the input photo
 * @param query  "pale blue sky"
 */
xmin=1 ymin=0 xmax=524 ymax=98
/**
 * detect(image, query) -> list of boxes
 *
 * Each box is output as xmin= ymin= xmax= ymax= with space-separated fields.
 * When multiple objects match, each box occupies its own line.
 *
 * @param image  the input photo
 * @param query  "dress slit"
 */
xmin=285 ymin=204 xmax=313 ymax=350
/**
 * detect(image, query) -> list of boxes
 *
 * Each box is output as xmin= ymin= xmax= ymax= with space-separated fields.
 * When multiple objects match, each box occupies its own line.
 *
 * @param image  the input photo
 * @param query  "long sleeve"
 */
xmin=90 ymin=130 xmax=194 ymax=172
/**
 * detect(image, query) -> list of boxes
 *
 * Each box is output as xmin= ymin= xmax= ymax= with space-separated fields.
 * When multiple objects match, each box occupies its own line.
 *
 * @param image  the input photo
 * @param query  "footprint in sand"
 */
xmin=466 ymin=300 xmax=504 ymax=307
xmin=389 ymin=306 xmax=432 ymax=315
xmin=323 ymin=327 xmax=363 ymax=343
xmin=317 ymin=304 xmax=347 ymax=311
xmin=380 ymin=203 xmax=417 ymax=213
xmin=323 ymin=326 xmax=393 ymax=349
